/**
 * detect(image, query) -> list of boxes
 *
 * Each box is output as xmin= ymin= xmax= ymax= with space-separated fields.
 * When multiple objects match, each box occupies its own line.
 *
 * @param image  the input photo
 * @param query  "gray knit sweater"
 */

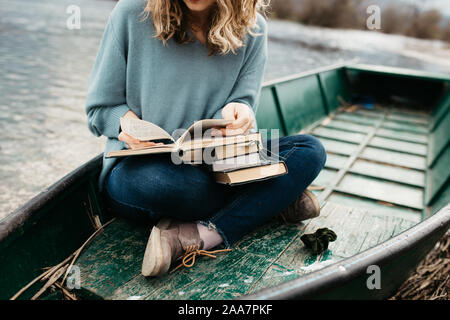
xmin=85 ymin=0 xmax=268 ymax=189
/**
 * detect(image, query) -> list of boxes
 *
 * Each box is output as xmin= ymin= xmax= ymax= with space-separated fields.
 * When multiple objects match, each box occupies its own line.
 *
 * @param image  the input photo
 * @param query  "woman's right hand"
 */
xmin=118 ymin=110 xmax=162 ymax=149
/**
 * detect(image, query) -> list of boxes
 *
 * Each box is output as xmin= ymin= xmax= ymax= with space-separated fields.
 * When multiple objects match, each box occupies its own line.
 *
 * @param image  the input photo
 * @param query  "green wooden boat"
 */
xmin=1 ymin=63 xmax=449 ymax=300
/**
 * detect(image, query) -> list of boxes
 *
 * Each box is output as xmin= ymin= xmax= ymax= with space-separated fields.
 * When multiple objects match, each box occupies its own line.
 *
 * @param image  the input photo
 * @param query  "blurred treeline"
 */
xmin=268 ymin=0 xmax=450 ymax=42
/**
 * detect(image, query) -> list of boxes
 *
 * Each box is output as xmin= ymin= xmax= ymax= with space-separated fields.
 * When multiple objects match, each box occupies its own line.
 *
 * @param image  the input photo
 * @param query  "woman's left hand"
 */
xmin=215 ymin=102 xmax=255 ymax=136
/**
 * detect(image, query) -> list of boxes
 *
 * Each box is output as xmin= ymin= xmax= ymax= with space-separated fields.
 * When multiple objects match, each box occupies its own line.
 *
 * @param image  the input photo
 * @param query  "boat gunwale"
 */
xmin=0 ymin=154 xmax=103 ymax=245
xmin=345 ymin=64 xmax=450 ymax=83
xmin=262 ymin=60 xmax=357 ymax=87
xmin=262 ymin=62 xmax=450 ymax=88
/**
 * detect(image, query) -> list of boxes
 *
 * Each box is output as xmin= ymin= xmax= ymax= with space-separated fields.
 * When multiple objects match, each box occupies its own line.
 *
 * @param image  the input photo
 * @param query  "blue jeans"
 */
xmin=104 ymin=134 xmax=326 ymax=247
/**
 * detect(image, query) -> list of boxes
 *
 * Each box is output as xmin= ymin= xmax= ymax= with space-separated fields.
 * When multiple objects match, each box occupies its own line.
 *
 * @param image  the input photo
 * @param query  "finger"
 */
xmin=128 ymin=135 xmax=143 ymax=145
xmin=218 ymin=127 xmax=228 ymax=136
xmin=119 ymin=131 xmax=140 ymax=145
xmin=129 ymin=144 xmax=141 ymax=150
xmin=118 ymin=132 xmax=126 ymax=142
xmin=220 ymin=127 xmax=246 ymax=136
xmin=227 ymin=115 xmax=250 ymax=129
xmin=139 ymin=141 xmax=162 ymax=148
xmin=239 ymin=118 xmax=254 ymax=134
xmin=226 ymin=117 xmax=254 ymax=136
xmin=221 ymin=106 xmax=237 ymax=121
xmin=129 ymin=141 xmax=161 ymax=150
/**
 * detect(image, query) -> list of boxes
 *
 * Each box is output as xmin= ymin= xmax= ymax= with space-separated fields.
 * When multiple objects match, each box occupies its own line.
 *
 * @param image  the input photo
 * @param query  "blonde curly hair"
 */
xmin=142 ymin=0 xmax=270 ymax=56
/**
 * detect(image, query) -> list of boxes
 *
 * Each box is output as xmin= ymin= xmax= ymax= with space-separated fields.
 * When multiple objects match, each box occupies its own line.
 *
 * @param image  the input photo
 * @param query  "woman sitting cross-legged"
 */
xmin=85 ymin=0 xmax=326 ymax=277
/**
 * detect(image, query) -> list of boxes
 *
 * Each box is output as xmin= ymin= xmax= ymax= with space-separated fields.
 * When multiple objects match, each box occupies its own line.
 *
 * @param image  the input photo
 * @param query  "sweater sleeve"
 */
xmin=85 ymin=15 xmax=130 ymax=139
xmin=214 ymin=15 xmax=268 ymax=119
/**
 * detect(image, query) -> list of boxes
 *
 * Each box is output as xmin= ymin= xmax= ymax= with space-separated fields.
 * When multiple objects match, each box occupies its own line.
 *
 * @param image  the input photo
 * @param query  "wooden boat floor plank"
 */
xmin=386 ymin=113 xmax=429 ymax=125
xmin=142 ymin=221 xmax=299 ymax=300
xmin=324 ymin=153 xmax=349 ymax=170
xmin=76 ymin=219 xmax=150 ymax=300
xmin=351 ymin=109 xmax=385 ymax=119
xmin=312 ymin=168 xmax=338 ymax=188
xmin=336 ymin=174 xmax=424 ymax=210
xmin=390 ymin=109 xmax=430 ymax=120
xmin=317 ymin=138 xmax=358 ymax=156
xmin=333 ymin=113 xmax=380 ymax=126
xmin=248 ymin=202 xmax=417 ymax=293
xmin=369 ymin=136 xmax=427 ymax=156
xmin=77 ymin=218 xmax=299 ymax=300
xmin=350 ymin=159 xmax=425 ymax=187
xmin=327 ymin=193 xmax=421 ymax=223
xmin=375 ymin=128 xmax=428 ymax=144
xmin=76 ymin=201 xmax=418 ymax=300
xmin=360 ymin=147 xmax=427 ymax=170
xmin=322 ymin=120 xmax=372 ymax=134
xmin=312 ymin=127 xmax=367 ymax=144
xmin=381 ymin=120 xmax=429 ymax=134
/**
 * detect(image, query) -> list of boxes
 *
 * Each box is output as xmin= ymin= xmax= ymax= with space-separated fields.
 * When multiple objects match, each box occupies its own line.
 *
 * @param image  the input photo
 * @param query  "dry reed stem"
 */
xmin=10 ymin=218 xmax=116 ymax=300
xmin=390 ymin=233 xmax=450 ymax=300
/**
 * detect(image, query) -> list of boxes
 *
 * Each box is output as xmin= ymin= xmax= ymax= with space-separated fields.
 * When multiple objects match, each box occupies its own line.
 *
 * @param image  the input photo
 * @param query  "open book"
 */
xmin=106 ymin=118 xmax=287 ymax=186
xmin=106 ymin=118 xmax=259 ymax=158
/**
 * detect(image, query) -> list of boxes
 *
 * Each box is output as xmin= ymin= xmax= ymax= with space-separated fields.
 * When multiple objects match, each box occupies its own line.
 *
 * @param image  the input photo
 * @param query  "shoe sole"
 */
xmin=141 ymin=218 xmax=171 ymax=277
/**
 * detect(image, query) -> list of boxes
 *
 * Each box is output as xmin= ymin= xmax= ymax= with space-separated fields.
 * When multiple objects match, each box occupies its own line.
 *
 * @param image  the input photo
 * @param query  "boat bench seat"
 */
xmin=75 ymin=202 xmax=417 ymax=300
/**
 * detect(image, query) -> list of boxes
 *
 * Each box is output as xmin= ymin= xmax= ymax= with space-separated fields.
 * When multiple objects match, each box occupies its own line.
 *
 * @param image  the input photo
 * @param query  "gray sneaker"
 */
xmin=280 ymin=190 xmax=321 ymax=223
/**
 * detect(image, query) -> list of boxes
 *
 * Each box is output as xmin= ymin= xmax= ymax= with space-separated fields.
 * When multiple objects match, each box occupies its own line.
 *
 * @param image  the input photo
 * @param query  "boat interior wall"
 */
xmin=255 ymin=87 xmax=287 ymax=137
xmin=430 ymin=89 xmax=450 ymax=131
xmin=275 ymin=75 xmax=326 ymax=135
xmin=426 ymin=89 xmax=450 ymax=213
xmin=0 ymin=157 xmax=104 ymax=299
xmin=345 ymin=70 xmax=446 ymax=112
xmin=256 ymin=68 xmax=352 ymax=136
xmin=428 ymin=90 xmax=450 ymax=167
xmin=318 ymin=68 xmax=352 ymax=112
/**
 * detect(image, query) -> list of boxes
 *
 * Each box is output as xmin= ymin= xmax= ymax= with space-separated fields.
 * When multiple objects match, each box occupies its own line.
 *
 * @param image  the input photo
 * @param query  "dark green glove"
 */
xmin=300 ymin=228 xmax=337 ymax=255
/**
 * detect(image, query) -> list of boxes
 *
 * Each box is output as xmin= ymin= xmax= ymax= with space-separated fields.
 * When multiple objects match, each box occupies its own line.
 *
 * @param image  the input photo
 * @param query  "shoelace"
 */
xmin=171 ymin=244 xmax=232 ymax=273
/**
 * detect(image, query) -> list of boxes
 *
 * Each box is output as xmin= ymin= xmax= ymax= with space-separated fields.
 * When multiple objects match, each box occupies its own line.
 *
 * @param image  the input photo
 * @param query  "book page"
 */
xmin=215 ymin=140 xmax=259 ymax=160
xmin=181 ymin=132 xmax=261 ymax=150
xmin=106 ymin=144 xmax=177 ymax=158
xmin=212 ymin=152 xmax=261 ymax=172
xmin=120 ymin=118 xmax=174 ymax=142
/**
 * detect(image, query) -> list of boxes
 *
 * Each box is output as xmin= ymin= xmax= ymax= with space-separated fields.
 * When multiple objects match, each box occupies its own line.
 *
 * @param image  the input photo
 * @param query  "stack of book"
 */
xmin=107 ymin=118 xmax=287 ymax=185
xmin=208 ymin=134 xmax=287 ymax=186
